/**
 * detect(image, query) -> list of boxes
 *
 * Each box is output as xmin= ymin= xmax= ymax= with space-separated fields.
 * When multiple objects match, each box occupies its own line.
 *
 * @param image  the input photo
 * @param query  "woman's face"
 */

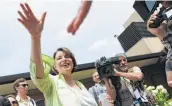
xmin=54 ymin=51 xmax=74 ymax=75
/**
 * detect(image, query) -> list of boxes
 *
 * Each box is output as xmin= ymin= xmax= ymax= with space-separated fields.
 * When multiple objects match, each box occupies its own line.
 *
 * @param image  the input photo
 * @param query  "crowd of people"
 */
xmin=0 ymin=78 xmax=36 ymax=106
xmin=1 ymin=1 xmax=172 ymax=106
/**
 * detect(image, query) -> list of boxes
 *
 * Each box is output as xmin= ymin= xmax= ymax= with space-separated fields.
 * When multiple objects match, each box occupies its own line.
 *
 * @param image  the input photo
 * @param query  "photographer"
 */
xmin=112 ymin=53 xmax=148 ymax=106
xmin=147 ymin=1 xmax=172 ymax=88
xmin=88 ymin=71 xmax=116 ymax=106
xmin=95 ymin=53 xmax=149 ymax=106
xmin=113 ymin=54 xmax=143 ymax=81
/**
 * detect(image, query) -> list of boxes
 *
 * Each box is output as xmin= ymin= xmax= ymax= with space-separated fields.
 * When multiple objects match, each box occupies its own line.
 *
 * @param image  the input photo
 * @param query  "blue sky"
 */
xmin=0 ymin=0 xmax=135 ymax=76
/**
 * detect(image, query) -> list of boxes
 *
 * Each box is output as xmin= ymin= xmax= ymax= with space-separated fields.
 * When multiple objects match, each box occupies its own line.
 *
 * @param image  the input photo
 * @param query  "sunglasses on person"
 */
xmin=19 ymin=84 xmax=29 ymax=87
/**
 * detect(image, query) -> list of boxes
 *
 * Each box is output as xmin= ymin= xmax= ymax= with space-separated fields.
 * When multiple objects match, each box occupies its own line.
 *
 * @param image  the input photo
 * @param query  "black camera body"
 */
xmin=95 ymin=56 xmax=120 ymax=79
xmin=149 ymin=6 xmax=166 ymax=28
xmin=149 ymin=6 xmax=172 ymax=28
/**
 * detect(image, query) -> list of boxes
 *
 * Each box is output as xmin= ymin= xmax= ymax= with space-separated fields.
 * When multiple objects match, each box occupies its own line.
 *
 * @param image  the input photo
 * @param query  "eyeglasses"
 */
xmin=19 ymin=84 xmax=29 ymax=88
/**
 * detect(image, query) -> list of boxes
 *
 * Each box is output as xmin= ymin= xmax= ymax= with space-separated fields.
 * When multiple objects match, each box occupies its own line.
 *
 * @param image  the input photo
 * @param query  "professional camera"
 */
xmin=149 ymin=4 xmax=172 ymax=28
xmin=95 ymin=56 xmax=120 ymax=79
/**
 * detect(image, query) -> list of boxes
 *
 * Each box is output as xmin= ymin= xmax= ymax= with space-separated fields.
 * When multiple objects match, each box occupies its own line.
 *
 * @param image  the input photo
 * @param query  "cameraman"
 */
xmin=109 ymin=53 xmax=148 ymax=106
xmin=113 ymin=54 xmax=143 ymax=81
xmin=147 ymin=1 xmax=172 ymax=88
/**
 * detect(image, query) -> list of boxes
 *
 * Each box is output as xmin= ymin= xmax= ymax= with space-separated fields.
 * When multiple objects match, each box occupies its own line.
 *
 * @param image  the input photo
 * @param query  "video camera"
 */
xmin=95 ymin=56 xmax=120 ymax=79
xmin=149 ymin=3 xmax=172 ymax=28
xmin=95 ymin=53 xmax=127 ymax=79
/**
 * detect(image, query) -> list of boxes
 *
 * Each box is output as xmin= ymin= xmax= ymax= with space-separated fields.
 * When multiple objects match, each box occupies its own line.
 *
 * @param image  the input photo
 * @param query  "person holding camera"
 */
xmin=110 ymin=53 xmax=148 ymax=106
xmin=147 ymin=1 xmax=172 ymax=88
xmin=113 ymin=54 xmax=143 ymax=81
xmin=95 ymin=53 xmax=148 ymax=106
xmin=88 ymin=71 xmax=116 ymax=106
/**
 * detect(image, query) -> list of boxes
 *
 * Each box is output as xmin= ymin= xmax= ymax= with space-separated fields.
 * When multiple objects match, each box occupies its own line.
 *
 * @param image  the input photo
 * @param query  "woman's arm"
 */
xmin=17 ymin=3 xmax=46 ymax=78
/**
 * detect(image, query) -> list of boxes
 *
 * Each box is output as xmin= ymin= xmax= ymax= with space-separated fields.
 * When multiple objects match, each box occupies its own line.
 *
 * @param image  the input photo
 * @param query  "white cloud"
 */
xmin=88 ymin=37 xmax=124 ymax=59
xmin=56 ymin=29 xmax=74 ymax=41
xmin=0 ymin=49 xmax=30 ymax=76
xmin=88 ymin=39 xmax=108 ymax=52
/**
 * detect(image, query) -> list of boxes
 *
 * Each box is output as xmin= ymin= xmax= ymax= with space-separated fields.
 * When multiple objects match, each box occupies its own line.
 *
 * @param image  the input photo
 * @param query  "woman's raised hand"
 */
xmin=17 ymin=3 xmax=46 ymax=39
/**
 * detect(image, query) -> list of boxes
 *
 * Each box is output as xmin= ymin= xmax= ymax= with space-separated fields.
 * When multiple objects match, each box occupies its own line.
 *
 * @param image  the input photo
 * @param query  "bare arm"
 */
xmin=104 ymin=79 xmax=115 ymax=101
xmin=115 ymin=71 xmax=143 ymax=81
xmin=77 ymin=1 xmax=92 ymax=20
xmin=67 ymin=1 xmax=92 ymax=35
xmin=31 ymin=39 xmax=44 ymax=78
xmin=18 ymin=3 xmax=46 ymax=78
xmin=166 ymin=71 xmax=172 ymax=87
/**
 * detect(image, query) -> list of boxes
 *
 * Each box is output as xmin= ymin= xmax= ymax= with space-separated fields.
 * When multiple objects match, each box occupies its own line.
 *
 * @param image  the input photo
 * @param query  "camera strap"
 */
xmin=122 ymin=78 xmax=149 ymax=103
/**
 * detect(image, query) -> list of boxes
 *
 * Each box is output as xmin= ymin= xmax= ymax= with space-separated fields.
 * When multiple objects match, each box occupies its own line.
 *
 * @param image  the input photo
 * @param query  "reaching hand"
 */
xmin=67 ymin=16 xmax=82 ymax=35
xmin=17 ymin=3 xmax=46 ymax=39
xmin=147 ymin=10 xmax=167 ymax=39
xmin=67 ymin=1 xmax=92 ymax=35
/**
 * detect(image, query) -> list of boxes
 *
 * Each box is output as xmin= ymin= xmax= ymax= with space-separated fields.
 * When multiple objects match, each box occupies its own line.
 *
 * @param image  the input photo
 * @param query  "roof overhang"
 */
xmin=0 ymin=52 xmax=166 ymax=95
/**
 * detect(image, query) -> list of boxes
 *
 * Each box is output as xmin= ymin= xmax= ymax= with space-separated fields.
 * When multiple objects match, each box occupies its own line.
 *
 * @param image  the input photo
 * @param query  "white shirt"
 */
xmin=16 ymin=95 xmax=36 ymax=106
xmin=55 ymin=75 xmax=97 ymax=106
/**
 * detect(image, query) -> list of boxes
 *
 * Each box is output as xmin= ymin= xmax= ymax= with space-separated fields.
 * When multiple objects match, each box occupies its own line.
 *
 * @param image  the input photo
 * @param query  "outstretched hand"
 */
xmin=17 ymin=3 xmax=46 ymax=39
xmin=67 ymin=1 xmax=92 ymax=35
xmin=67 ymin=16 xmax=82 ymax=35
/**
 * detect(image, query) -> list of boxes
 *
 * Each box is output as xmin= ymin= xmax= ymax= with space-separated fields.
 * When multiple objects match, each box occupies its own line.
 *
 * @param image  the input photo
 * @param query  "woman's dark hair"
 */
xmin=53 ymin=47 xmax=77 ymax=73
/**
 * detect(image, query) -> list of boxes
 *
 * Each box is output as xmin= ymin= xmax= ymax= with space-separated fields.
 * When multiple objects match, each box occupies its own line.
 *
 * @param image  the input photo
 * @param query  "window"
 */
xmin=145 ymin=1 xmax=156 ymax=12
